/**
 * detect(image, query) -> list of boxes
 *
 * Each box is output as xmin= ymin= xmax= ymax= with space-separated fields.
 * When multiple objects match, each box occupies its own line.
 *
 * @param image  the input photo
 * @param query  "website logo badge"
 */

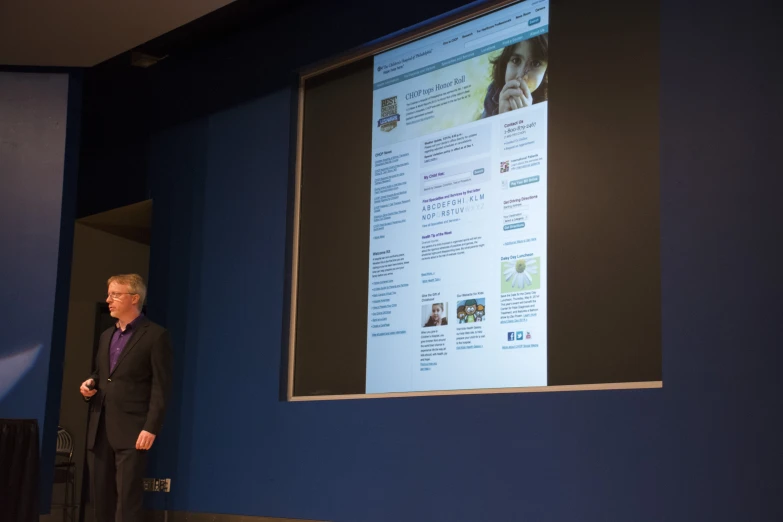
xmin=378 ymin=96 xmax=400 ymax=132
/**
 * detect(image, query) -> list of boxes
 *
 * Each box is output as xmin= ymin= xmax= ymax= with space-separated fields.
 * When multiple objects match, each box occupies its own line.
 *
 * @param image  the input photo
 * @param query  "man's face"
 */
xmin=107 ymin=281 xmax=138 ymax=318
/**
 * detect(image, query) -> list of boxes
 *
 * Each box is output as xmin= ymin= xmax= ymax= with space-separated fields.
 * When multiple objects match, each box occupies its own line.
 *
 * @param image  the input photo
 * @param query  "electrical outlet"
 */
xmin=143 ymin=478 xmax=172 ymax=492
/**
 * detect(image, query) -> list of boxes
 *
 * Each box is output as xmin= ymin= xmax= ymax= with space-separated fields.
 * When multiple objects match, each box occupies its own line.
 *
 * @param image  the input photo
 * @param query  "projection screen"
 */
xmin=289 ymin=0 xmax=661 ymax=400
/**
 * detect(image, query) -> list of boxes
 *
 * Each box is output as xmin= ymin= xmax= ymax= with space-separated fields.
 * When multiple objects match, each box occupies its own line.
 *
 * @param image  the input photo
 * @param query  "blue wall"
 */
xmin=77 ymin=0 xmax=781 ymax=520
xmin=0 ymin=71 xmax=67 ymax=417
xmin=0 ymin=69 xmax=79 ymax=512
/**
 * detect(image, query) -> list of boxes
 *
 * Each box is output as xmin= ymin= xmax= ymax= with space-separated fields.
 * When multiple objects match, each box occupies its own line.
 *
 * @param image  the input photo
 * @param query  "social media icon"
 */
xmin=507 ymin=332 xmax=514 ymax=341
xmin=516 ymin=331 xmax=524 ymax=340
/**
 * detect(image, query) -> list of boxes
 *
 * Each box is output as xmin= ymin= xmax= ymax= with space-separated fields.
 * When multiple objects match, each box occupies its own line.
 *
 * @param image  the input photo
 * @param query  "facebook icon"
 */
xmin=507 ymin=332 xmax=514 ymax=341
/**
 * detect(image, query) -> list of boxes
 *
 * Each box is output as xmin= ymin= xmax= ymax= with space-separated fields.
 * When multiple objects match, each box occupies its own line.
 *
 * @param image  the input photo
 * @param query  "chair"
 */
xmin=51 ymin=426 xmax=77 ymax=522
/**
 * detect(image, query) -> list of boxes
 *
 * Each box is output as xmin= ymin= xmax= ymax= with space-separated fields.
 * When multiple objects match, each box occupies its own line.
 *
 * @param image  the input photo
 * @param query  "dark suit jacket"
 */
xmin=86 ymin=316 xmax=172 ymax=450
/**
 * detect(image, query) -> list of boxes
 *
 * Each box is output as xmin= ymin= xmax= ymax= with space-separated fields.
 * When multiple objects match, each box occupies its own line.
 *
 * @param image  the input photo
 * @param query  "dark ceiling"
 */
xmin=0 ymin=0 xmax=300 ymax=68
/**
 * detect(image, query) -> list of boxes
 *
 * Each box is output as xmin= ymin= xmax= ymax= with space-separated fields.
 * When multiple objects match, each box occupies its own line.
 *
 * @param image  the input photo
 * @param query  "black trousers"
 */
xmin=88 ymin=413 xmax=147 ymax=522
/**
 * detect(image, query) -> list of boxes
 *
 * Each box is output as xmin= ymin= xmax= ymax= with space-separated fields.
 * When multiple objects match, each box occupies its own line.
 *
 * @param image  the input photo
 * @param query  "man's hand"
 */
xmin=80 ymin=379 xmax=97 ymax=398
xmin=136 ymin=430 xmax=156 ymax=451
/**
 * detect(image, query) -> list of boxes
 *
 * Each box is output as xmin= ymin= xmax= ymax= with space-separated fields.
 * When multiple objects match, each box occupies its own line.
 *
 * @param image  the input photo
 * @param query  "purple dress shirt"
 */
xmin=109 ymin=314 xmax=144 ymax=373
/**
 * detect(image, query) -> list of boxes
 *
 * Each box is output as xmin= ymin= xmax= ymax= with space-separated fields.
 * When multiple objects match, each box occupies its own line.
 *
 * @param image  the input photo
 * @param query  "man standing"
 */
xmin=80 ymin=274 xmax=172 ymax=522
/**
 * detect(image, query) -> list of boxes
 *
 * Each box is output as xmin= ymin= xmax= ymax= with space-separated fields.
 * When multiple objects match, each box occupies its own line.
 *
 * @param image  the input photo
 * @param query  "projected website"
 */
xmin=366 ymin=0 xmax=549 ymax=393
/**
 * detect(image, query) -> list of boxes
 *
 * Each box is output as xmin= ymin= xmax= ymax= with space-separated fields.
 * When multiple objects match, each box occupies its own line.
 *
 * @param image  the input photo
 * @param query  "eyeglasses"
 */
xmin=107 ymin=292 xmax=137 ymax=301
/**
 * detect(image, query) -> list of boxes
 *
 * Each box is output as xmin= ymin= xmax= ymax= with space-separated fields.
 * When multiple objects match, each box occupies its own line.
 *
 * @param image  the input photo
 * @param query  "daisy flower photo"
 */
xmin=501 ymin=256 xmax=540 ymax=293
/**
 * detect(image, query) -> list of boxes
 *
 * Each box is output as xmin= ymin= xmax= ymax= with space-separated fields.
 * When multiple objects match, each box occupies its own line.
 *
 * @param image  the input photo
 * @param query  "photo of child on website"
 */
xmin=423 ymin=302 xmax=448 ymax=327
xmin=480 ymin=33 xmax=549 ymax=119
